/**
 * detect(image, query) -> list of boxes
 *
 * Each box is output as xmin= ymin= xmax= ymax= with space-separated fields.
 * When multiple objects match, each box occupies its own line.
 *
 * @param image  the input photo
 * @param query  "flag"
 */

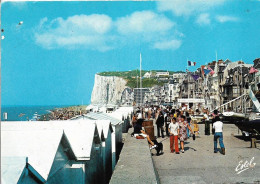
xmin=191 ymin=74 xmax=200 ymax=81
xmin=188 ymin=61 xmax=196 ymax=66
xmin=249 ymin=67 xmax=258 ymax=74
xmin=203 ymin=69 xmax=211 ymax=75
xmin=186 ymin=69 xmax=199 ymax=80
xmin=208 ymin=66 xmax=215 ymax=75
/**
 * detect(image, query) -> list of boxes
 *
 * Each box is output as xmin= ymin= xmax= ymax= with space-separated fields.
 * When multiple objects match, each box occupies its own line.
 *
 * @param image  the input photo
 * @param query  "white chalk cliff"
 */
xmin=91 ymin=74 xmax=127 ymax=105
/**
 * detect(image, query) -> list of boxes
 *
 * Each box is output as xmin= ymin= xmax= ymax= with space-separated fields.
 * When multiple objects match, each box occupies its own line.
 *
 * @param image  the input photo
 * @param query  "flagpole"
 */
xmin=136 ymin=68 xmax=138 ymax=88
xmin=193 ymin=70 xmax=195 ymax=99
xmin=187 ymin=58 xmax=190 ymax=99
xmin=140 ymin=53 xmax=142 ymax=106
xmin=216 ymin=51 xmax=221 ymax=111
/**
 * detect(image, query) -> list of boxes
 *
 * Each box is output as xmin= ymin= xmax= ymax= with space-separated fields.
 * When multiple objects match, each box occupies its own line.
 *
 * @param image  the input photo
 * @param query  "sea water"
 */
xmin=1 ymin=105 xmax=69 ymax=121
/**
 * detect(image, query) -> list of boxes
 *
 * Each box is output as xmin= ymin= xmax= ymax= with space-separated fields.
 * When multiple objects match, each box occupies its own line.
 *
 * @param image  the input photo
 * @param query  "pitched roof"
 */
xmin=116 ymin=107 xmax=134 ymax=114
xmin=95 ymin=122 xmax=106 ymax=142
xmin=1 ymin=121 xmax=100 ymax=161
xmin=83 ymin=112 xmax=122 ymax=125
xmin=61 ymin=121 xmax=98 ymax=160
xmin=224 ymin=59 xmax=232 ymax=64
xmin=94 ymin=120 xmax=113 ymax=141
xmin=1 ymin=157 xmax=27 ymax=184
xmin=253 ymin=58 xmax=260 ymax=68
xmin=108 ymin=107 xmax=133 ymax=120
xmin=1 ymin=129 xmax=64 ymax=180
xmin=107 ymin=111 xmax=125 ymax=121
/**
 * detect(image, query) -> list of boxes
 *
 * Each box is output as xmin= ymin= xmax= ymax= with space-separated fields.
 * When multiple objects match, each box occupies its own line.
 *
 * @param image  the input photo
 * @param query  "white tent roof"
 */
xmin=1 ymin=157 xmax=27 ymax=184
xmin=117 ymin=107 xmax=134 ymax=113
xmin=114 ymin=107 xmax=133 ymax=117
xmin=107 ymin=111 xmax=125 ymax=121
xmin=1 ymin=129 xmax=63 ymax=181
xmin=1 ymin=121 xmax=99 ymax=161
xmin=62 ymin=121 xmax=97 ymax=160
xmin=95 ymin=123 xmax=105 ymax=141
xmin=94 ymin=120 xmax=113 ymax=139
xmin=82 ymin=112 xmax=122 ymax=125
xmin=86 ymin=104 xmax=95 ymax=110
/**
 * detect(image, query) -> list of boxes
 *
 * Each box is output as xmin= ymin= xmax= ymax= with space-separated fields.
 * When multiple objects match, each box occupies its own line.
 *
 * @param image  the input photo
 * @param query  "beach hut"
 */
xmin=72 ymin=119 xmax=114 ymax=182
xmin=79 ymin=112 xmax=123 ymax=170
xmin=109 ymin=106 xmax=134 ymax=133
xmin=1 ymin=121 xmax=104 ymax=184
xmin=95 ymin=120 xmax=113 ymax=183
xmin=1 ymin=157 xmax=28 ymax=184
xmin=1 ymin=129 xmax=78 ymax=184
xmin=107 ymin=111 xmax=129 ymax=133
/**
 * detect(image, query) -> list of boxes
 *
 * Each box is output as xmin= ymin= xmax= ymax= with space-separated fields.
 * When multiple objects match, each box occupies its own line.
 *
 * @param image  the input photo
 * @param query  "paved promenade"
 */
xmin=152 ymin=123 xmax=260 ymax=184
xmin=110 ymin=129 xmax=158 ymax=184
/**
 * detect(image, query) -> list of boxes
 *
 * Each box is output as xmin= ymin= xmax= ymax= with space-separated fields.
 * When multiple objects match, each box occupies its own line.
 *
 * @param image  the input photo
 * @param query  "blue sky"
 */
xmin=1 ymin=0 xmax=260 ymax=106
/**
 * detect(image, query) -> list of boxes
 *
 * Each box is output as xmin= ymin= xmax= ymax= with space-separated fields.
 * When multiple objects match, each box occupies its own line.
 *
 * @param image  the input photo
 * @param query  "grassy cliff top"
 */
xmin=97 ymin=70 xmax=185 ymax=88
xmin=98 ymin=70 xmax=184 ymax=77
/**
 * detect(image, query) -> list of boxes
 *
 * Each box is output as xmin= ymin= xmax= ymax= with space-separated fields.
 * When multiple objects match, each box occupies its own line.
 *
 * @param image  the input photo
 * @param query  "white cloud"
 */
xmin=157 ymin=0 xmax=226 ymax=16
xmin=196 ymin=13 xmax=211 ymax=25
xmin=38 ymin=17 xmax=48 ymax=28
xmin=115 ymin=10 xmax=181 ymax=50
xmin=5 ymin=1 xmax=27 ymax=9
xmin=153 ymin=39 xmax=182 ymax=50
xmin=215 ymin=15 xmax=239 ymax=23
xmin=34 ymin=14 xmax=113 ymax=51
xmin=35 ymin=11 xmax=183 ymax=51
xmin=116 ymin=10 xmax=174 ymax=35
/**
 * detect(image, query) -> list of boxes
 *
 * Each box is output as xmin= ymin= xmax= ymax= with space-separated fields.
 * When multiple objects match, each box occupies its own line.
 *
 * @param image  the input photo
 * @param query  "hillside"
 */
xmin=98 ymin=70 xmax=184 ymax=88
xmin=98 ymin=70 xmax=184 ymax=77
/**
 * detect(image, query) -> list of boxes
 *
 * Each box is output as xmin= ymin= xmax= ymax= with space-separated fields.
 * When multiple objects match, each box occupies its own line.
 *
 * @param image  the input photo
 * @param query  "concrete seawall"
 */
xmin=110 ymin=128 xmax=159 ymax=184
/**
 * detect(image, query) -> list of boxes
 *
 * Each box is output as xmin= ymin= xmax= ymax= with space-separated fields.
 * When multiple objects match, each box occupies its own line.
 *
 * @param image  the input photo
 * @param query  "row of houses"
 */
xmin=1 ymin=107 xmax=133 ymax=184
xmin=121 ymin=58 xmax=260 ymax=112
xmin=143 ymin=71 xmax=170 ymax=78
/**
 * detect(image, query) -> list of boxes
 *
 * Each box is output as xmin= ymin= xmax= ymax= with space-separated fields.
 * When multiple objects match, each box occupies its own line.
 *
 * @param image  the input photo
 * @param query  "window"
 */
xmin=233 ymin=86 xmax=239 ymax=95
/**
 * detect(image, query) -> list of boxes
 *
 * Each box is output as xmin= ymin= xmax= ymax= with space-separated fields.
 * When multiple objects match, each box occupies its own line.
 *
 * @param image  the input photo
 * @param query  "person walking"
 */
xmin=203 ymin=109 xmax=210 ymax=135
xmin=192 ymin=120 xmax=200 ymax=136
xmin=156 ymin=111 xmax=165 ymax=138
xmin=179 ymin=115 xmax=193 ymax=153
xmin=168 ymin=117 xmax=180 ymax=154
xmin=211 ymin=109 xmax=219 ymax=134
xmin=165 ymin=111 xmax=170 ymax=137
xmin=144 ymin=106 xmax=149 ymax=119
xmin=213 ymin=116 xmax=225 ymax=155
xmin=186 ymin=112 xmax=191 ymax=138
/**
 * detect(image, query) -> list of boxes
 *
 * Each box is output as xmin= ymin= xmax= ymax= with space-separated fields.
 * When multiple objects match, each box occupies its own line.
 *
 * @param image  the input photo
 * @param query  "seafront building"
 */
xmin=119 ymin=58 xmax=260 ymax=112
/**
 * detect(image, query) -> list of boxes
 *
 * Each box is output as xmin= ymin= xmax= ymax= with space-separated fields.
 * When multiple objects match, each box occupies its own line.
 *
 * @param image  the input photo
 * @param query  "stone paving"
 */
xmin=152 ymin=123 xmax=260 ymax=184
xmin=110 ymin=129 xmax=158 ymax=184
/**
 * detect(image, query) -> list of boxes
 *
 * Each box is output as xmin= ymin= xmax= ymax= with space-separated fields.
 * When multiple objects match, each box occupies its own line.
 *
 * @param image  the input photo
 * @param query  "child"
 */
xmin=192 ymin=120 xmax=200 ymax=136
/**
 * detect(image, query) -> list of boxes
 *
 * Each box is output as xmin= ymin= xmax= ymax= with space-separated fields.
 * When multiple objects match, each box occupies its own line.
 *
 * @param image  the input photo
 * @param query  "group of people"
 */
xmin=133 ymin=105 xmax=225 ymax=155
xmin=155 ymin=107 xmax=197 ymax=154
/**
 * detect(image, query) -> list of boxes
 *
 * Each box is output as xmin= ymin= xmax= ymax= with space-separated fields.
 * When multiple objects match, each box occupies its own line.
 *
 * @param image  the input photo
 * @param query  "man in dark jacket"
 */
xmin=156 ymin=111 xmax=165 ymax=138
